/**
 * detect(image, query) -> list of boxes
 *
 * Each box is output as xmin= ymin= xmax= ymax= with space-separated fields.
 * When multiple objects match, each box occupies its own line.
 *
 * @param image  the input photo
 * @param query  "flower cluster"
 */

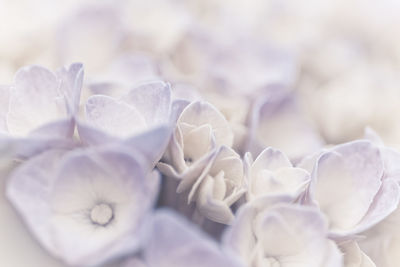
xmin=2 ymin=1 xmax=400 ymax=267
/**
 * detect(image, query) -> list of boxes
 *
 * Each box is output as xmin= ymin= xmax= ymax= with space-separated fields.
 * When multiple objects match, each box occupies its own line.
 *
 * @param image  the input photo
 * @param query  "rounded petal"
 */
xmin=312 ymin=141 xmax=384 ymax=232
xmin=252 ymin=147 xmax=292 ymax=172
xmin=144 ymin=209 xmax=244 ymax=267
xmin=85 ymin=95 xmax=147 ymax=138
xmin=7 ymin=65 xmax=67 ymax=136
xmin=122 ymin=81 xmax=172 ymax=126
xmin=178 ymin=101 xmax=233 ymax=147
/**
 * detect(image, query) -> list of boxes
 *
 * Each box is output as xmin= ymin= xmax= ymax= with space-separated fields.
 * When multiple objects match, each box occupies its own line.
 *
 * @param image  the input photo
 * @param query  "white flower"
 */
xmin=306 ymin=140 xmax=400 ymax=238
xmin=195 ymin=146 xmax=245 ymax=224
xmin=6 ymin=147 xmax=159 ymax=266
xmin=157 ymin=101 xmax=233 ymax=194
xmin=244 ymin=147 xmax=310 ymax=201
xmin=223 ymin=195 xmax=343 ymax=267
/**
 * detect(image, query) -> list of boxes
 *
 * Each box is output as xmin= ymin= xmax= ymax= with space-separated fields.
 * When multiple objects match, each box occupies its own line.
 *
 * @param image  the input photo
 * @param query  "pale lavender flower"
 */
xmin=223 ymin=195 xmax=343 ymax=267
xmin=306 ymin=140 xmax=400 ymax=238
xmin=78 ymin=81 xmax=173 ymax=166
xmin=244 ymin=147 xmax=310 ymax=201
xmin=0 ymin=63 xmax=83 ymax=157
xmin=7 ymin=147 xmax=159 ymax=266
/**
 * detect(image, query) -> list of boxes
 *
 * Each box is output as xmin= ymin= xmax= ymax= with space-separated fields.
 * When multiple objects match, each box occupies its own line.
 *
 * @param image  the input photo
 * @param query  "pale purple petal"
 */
xmin=144 ymin=209 xmax=244 ymax=267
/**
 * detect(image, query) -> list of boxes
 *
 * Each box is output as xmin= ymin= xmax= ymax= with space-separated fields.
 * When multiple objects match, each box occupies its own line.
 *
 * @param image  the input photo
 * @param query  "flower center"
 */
xmin=90 ymin=203 xmax=114 ymax=226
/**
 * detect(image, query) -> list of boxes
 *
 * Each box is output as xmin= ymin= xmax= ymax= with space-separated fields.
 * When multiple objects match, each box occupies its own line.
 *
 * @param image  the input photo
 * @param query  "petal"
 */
xmin=223 ymin=195 xmax=294 ymax=261
xmin=123 ymin=126 xmax=172 ymax=169
xmin=122 ymin=81 xmax=172 ymax=127
xmin=144 ymin=209 xmax=244 ymax=267
xmin=29 ymin=117 xmax=75 ymax=139
xmin=7 ymin=65 xmax=67 ymax=136
xmin=178 ymin=149 xmax=217 ymax=194
xmin=210 ymin=146 xmax=243 ymax=185
xmin=352 ymin=179 xmax=400 ymax=235
xmin=253 ymin=205 xmax=328 ymax=260
xmin=342 ymin=241 xmax=376 ymax=267
xmin=85 ymin=95 xmax=147 ymax=138
xmin=6 ymin=149 xmax=69 ymax=254
xmin=0 ymin=85 xmax=10 ymax=132
xmin=183 ymin=124 xmax=214 ymax=162
xmin=56 ymin=62 xmax=84 ymax=115
xmin=312 ymin=141 xmax=384 ymax=232
xmin=76 ymin=119 xmax=117 ymax=145
xmin=196 ymin=175 xmax=235 ymax=224
xmin=252 ymin=147 xmax=292 ymax=172
xmin=178 ymin=101 xmax=233 ymax=147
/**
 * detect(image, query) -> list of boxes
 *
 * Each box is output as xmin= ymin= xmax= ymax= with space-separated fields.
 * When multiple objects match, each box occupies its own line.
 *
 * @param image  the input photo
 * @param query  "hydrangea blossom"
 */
xmin=157 ymin=100 xmax=233 ymax=193
xmin=244 ymin=147 xmax=310 ymax=201
xmin=0 ymin=63 xmax=83 ymax=157
xmin=223 ymin=196 xmax=343 ymax=267
xmin=7 ymin=147 xmax=159 ymax=266
xmin=305 ymin=140 xmax=400 ymax=238
xmin=157 ymin=101 xmax=243 ymax=223
xmin=78 ymin=81 xmax=174 ymax=166
xmin=195 ymin=146 xmax=245 ymax=224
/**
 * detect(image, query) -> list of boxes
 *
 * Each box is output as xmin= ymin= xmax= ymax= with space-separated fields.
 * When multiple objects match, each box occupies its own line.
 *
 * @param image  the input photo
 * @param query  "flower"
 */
xmin=6 ymin=147 xmax=159 ymax=266
xmin=223 ymin=195 xmax=343 ymax=267
xmin=306 ymin=140 xmax=400 ymax=238
xmin=140 ymin=209 xmax=245 ymax=267
xmin=247 ymin=89 xmax=323 ymax=161
xmin=2 ymin=64 xmax=82 ymax=137
xmin=195 ymin=146 xmax=245 ymax=224
xmin=157 ymin=100 xmax=233 ymax=194
xmin=0 ymin=63 xmax=83 ymax=158
xmin=77 ymin=80 xmax=174 ymax=167
xmin=244 ymin=147 xmax=310 ymax=201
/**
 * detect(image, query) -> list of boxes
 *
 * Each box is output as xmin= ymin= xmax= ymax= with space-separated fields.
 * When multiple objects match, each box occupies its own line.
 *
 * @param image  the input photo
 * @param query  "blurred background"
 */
xmin=1 ymin=0 xmax=400 ymax=265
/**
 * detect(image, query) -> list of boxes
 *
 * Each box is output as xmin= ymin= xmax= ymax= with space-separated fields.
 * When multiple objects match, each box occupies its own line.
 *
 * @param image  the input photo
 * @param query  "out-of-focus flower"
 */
xmin=7 ymin=147 xmax=159 ymax=266
xmin=306 ymin=140 xmax=400 ymax=238
xmin=0 ymin=63 xmax=83 ymax=157
xmin=340 ymin=241 xmax=375 ymax=267
xmin=157 ymin=101 xmax=233 ymax=193
xmin=247 ymin=90 xmax=323 ymax=161
xmin=195 ymin=146 xmax=245 ymax=224
xmin=57 ymin=4 xmax=126 ymax=74
xmin=87 ymin=54 xmax=161 ymax=99
xmin=244 ymin=147 xmax=310 ymax=201
xmin=223 ymin=196 xmax=343 ymax=267
xmin=2 ymin=64 xmax=82 ymax=137
xmin=300 ymin=66 xmax=400 ymax=145
xmin=139 ymin=209 xmax=245 ymax=267
xmin=78 ymin=81 xmax=173 ymax=166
